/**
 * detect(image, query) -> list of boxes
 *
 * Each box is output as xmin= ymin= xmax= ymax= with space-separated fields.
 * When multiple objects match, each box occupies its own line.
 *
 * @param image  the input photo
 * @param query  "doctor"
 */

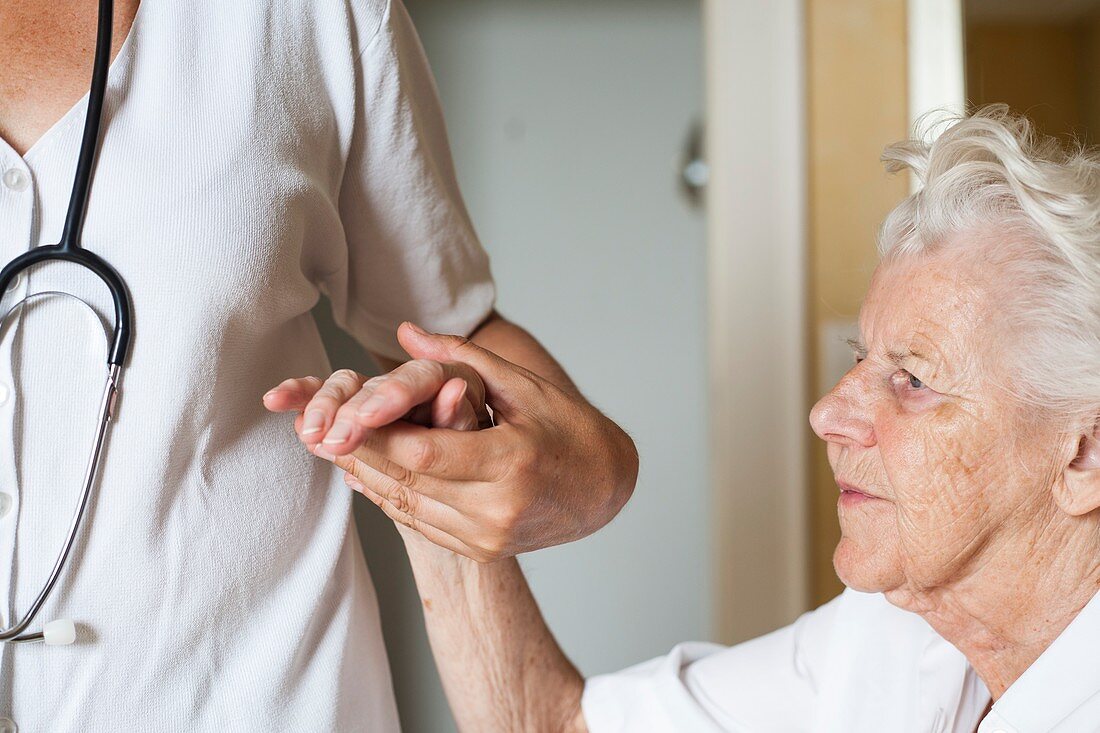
xmin=0 ymin=0 xmax=635 ymax=729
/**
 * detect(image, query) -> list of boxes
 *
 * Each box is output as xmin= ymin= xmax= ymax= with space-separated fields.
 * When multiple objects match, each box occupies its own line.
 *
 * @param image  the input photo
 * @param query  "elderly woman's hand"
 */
xmin=263 ymin=324 xmax=638 ymax=561
xmin=264 ymin=357 xmax=491 ymax=440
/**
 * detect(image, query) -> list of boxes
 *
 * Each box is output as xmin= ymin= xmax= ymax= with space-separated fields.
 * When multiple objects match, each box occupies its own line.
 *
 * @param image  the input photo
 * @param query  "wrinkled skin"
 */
xmin=809 ymin=236 xmax=1100 ymax=698
xmin=811 ymin=244 xmax=1053 ymax=593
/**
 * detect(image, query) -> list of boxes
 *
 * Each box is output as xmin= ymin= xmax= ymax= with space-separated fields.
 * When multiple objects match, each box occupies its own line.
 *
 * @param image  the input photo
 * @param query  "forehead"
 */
xmin=858 ymin=250 xmax=993 ymax=361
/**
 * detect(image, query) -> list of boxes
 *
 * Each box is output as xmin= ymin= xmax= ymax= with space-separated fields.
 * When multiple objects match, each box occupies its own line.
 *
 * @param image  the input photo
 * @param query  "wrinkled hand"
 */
xmin=263 ymin=322 xmax=639 ymax=562
xmin=263 ymin=353 xmax=490 ymax=450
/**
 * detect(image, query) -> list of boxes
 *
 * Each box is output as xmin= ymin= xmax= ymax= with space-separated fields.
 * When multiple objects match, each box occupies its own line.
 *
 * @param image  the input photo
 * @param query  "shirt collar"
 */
xmin=986 ymin=587 xmax=1100 ymax=732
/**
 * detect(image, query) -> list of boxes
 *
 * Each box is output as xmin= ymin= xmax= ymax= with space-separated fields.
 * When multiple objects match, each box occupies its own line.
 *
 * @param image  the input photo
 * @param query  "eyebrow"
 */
xmin=846 ymin=338 xmax=931 ymax=367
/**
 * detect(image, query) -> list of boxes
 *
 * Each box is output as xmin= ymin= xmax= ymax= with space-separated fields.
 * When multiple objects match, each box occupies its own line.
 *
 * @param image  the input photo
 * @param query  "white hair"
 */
xmin=878 ymin=104 xmax=1100 ymax=431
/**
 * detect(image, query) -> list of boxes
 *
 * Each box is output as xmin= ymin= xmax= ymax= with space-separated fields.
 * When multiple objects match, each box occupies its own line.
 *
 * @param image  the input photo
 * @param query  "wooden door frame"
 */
xmin=704 ymin=0 xmax=809 ymax=643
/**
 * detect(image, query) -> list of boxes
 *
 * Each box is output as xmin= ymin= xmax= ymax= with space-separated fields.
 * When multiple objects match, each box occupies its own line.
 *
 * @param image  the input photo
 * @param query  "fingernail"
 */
xmin=358 ymin=394 xmax=387 ymax=417
xmin=406 ymin=322 xmax=429 ymax=336
xmin=301 ymin=410 xmax=326 ymax=436
xmin=262 ymin=383 xmax=288 ymax=400
xmin=323 ymin=422 xmax=352 ymax=445
xmin=312 ymin=444 xmax=336 ymax=461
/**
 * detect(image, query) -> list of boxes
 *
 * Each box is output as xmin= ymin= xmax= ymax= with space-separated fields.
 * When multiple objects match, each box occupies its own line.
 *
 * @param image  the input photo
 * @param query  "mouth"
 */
xmin=836 ymin=478 xmax=886 ymax=506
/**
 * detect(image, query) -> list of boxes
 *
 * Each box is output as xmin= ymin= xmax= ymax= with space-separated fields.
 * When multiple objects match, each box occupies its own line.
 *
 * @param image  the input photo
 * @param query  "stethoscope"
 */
xmin=0 ymin=0 xmax=131 ymax=645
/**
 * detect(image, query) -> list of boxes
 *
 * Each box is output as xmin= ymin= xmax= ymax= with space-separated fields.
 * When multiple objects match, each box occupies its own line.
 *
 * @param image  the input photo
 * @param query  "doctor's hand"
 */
xmin=262 ymin=322 xmax=638 ymax=561
xmin=319 ymin=360 xmax=486 ymax=560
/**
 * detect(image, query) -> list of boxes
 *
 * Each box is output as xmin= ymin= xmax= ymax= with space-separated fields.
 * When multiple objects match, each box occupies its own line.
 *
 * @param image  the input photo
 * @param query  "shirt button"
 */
xmin=0 ymin=493 xmax=11 ymax=519
xmin=2 ymin=169 xmax=28 ymax=192
xmin=0 ymin=717 xmax=17 ymax=733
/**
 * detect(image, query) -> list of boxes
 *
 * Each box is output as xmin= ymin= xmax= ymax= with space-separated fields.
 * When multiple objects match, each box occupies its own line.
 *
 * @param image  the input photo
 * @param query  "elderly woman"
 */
xmin=270 ymin=107 xmax=1100 ymax=731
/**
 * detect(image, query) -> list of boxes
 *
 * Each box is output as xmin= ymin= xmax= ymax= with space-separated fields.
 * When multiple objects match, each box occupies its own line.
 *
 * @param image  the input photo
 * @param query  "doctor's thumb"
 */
xmin=396 ymin=321 xmax=535 ymax=408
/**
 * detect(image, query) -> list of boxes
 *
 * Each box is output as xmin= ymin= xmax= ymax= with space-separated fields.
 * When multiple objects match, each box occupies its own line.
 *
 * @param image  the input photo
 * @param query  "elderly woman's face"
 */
xmin=809 ymin=244 xmax=1066 ymax=594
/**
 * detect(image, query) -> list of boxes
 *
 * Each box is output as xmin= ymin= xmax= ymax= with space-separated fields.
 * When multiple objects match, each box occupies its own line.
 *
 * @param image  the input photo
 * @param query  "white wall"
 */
xmin=319 ymin=1 xmax=710 ymax=731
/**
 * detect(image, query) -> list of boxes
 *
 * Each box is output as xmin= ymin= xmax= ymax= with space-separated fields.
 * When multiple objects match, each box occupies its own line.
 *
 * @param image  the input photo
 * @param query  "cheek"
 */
xmin=876 ymin=402 xmax=1002 ymax=565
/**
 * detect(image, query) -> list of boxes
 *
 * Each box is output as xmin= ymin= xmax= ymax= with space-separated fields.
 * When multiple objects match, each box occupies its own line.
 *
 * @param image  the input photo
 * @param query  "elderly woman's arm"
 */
xmin=335 ymin=334 xmax=589 ymax=732
xmin=334 ymin=341 xmax=589 ymax=732
xmin=389 ymin=525 xmax=588 ymax=733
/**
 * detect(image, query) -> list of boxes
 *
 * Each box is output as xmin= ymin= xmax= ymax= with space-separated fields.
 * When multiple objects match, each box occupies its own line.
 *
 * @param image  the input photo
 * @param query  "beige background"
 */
xmin=806 ymin=0 xmax=910 ymax=606
xmin=967 ymin=11 xmax=1100 ymax=144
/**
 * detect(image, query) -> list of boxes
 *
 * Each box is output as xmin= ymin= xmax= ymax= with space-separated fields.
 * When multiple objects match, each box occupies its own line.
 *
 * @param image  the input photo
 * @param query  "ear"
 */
xmin=1058 ymin=422 xmax=1100 ymax=516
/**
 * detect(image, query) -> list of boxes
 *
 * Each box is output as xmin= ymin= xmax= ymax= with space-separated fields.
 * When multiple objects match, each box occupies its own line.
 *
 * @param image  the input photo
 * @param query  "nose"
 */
xmin=809 ymin=381 xmax=875 ymax=448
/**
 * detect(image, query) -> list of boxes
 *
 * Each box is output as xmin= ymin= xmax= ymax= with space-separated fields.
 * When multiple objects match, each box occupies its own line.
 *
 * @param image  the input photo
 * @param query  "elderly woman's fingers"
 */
xmin=297 ymin=369 xmax=369 ymax=446
xmin=433 ymin=377 xmax=480 ymax=431
xmin=319 ymin=359 xmax=487 ymax=455
xmin=355 ymin=420 xmax=510 ymax=482
xmin=351 ymin=358 xmax=489 ymax=430
xmin=261 ymin=376 xmax=324 ymax=412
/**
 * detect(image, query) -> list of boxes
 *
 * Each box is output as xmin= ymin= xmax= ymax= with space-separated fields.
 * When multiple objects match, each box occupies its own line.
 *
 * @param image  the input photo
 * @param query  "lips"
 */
xmin=836 ymin=478 xmax=879 ymax=499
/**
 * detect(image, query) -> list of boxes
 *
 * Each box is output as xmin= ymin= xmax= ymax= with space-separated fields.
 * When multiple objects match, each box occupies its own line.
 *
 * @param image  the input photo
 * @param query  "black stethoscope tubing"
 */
xmin=0 ymin=0 xmax=131 ymax=646
xmin=0 ymin=0 xmax=131 ymax=366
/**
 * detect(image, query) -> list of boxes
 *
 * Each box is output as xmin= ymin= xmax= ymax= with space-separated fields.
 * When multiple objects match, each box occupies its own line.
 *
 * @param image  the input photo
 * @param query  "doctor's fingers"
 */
xmin=342 ymin=463 xmax=509 ymax=563
xmin=344 ymin=442 xmax=523 ymax=548
xmin=319 ymin=444 xmax=479 ymax=540
xmin=322 ymin=416 xmax=519 ymax=558
xmin=343 ymin=472 xmax=488 ymax=561
xmin=317 ymin=439 xmax=465 ymax=506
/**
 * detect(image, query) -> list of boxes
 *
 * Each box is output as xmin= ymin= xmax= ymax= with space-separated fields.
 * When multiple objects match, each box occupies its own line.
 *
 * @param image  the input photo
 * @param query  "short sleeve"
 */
xmin=327 ymin=0 xmax=496 ymax=362
xmin=581 ymin=595 xmax=844 ymax=732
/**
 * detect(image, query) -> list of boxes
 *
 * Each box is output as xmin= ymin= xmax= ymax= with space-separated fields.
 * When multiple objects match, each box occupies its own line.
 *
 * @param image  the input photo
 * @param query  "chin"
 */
xmin=833 ymin=535 xmax=904 ymax=593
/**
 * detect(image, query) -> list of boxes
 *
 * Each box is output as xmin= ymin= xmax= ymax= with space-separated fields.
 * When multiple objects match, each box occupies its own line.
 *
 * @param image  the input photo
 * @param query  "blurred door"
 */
xmin=965 ymin=0 xmax=1100 ymax=145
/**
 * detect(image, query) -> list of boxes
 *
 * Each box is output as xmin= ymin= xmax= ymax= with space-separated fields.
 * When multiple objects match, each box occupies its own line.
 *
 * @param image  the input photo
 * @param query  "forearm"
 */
xmin=403 ymin=533 xmax=588 ymax=733
xmin=397 ymin=316 xmax=593 ymax=728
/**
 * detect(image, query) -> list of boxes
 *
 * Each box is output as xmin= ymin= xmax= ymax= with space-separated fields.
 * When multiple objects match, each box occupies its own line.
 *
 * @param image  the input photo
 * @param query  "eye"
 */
xmin=889 ymin=369 xmax=929 ymax=393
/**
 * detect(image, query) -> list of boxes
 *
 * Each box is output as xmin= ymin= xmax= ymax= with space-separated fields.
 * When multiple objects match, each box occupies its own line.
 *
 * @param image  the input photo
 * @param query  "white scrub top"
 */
xmin=0 ymin=0 xmax=494 ymax=730
xmin=582 ymin=587 xmax=1100 ymax=733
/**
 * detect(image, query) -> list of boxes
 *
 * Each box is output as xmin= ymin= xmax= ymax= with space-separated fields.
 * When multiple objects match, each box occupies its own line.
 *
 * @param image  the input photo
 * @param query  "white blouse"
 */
xmin=0 ymin=0 xmax=493 ymax=730
xmin=582 ymin=588 xmax=1100 ymax=733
